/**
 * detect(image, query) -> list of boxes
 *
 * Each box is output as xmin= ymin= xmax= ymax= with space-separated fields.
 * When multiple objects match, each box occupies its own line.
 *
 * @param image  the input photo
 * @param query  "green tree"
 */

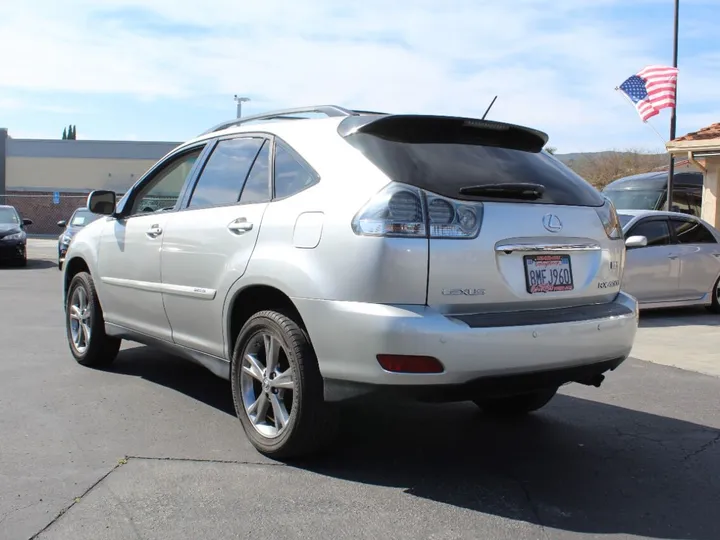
xmin=62 ymin=127 xmax=67 ymax=139
xmin=545 ymin=145 xmax=557 ymax=155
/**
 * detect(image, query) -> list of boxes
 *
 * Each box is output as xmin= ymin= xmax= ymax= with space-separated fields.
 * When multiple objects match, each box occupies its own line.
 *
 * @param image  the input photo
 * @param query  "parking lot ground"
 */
xmin=1 ymin=240 xmax=719 ymax=540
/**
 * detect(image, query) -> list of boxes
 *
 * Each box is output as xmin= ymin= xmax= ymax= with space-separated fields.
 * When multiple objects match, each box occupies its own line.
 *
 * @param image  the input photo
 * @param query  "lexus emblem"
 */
xmin=542 ymin=214 xmax=563 ymax=233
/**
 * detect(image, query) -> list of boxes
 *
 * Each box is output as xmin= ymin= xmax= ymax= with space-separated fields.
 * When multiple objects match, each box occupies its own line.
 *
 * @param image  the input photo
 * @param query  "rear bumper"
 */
xmin=294 ymin=292 xmax=638 ymax=400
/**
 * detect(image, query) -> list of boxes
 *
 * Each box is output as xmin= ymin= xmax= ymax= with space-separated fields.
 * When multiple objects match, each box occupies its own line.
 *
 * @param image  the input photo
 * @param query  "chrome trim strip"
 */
xmin=101 ymin=277 xmax=217 ymax=300
xmin=495 ymin=242 xmax=602 ymax=253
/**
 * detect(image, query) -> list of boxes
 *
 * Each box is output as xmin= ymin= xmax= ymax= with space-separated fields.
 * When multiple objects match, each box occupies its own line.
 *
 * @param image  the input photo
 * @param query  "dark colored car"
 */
xmin=0 ymin=205 xmax=33 ymax=266
xmin=57 ymin=207 xmax=102 ymax=270
xmin=602 ymin=171 xmax=703 ymax=216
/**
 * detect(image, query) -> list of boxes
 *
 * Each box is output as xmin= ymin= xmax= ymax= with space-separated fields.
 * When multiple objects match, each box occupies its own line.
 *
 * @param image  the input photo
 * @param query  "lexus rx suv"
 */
xmin=61 ymin=105 xmax=639 ymax=458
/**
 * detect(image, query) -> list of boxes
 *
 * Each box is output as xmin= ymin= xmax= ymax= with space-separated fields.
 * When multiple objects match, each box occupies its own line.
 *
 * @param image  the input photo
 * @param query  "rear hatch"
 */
xmin=340 ymin=114 xmax=625 ymax=315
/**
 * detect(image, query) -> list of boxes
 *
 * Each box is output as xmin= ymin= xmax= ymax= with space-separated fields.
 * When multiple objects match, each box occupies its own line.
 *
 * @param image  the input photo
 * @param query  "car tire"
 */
xmin=231 ymin=310 xmax=338 ymax=459
xmin=707 ymin=275 xmax=720 ymax=314
xmin=65 ymin=271 xmax=121 ymax=367
xmin=473 ymin=387 xmax=558 ymax=416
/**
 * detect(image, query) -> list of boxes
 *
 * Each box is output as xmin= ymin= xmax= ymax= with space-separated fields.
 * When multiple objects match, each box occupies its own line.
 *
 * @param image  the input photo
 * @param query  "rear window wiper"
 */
xmin=458 ymin=183 xmax=545 ymax=200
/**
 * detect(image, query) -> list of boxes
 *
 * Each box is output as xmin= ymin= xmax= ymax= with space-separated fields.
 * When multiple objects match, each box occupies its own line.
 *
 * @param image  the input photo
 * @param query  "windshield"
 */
xmin=70 ymin=209 xmax=101 ymax=227
xmin=0 ymin=208 xmax=20 ymax=225
xmin=603 ymin=189 xmax=663 ymax=211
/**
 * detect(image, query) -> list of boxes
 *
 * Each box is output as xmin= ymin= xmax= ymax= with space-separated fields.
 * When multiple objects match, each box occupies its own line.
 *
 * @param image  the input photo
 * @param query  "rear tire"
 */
xmin=707 ymin=276 xmax=720 ymax=314
xmin=231 ymin=310 xmax=338 ymax=459
xmin=474 ymin=388 xmax=558 ymax=416
xmin=65 ymin=271 xmax=121 ymax=367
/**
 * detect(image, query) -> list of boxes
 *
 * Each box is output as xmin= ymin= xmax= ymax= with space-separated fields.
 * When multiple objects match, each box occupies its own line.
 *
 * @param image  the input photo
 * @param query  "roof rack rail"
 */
xmin=200 ymin=105 xmax=384 ymax=136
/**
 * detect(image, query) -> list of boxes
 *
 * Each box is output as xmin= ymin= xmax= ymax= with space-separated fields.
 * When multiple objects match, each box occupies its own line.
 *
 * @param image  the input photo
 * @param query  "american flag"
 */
xmin=617 ymin=65 xmax=679 ymax=122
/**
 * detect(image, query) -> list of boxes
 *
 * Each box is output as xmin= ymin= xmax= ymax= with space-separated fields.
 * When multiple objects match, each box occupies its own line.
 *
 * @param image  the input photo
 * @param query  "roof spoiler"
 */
xmin=337 ymin=114 xmax=549 ymax=153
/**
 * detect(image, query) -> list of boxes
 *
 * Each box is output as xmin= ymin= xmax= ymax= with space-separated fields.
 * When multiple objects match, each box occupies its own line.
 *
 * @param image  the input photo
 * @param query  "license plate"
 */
xmin=524 ymin=254 xmax=574 ymax=294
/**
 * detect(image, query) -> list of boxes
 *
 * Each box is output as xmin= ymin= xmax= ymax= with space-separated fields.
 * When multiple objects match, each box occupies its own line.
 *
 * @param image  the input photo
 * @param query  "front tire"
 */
xmin=474 ymin=388 xmax=558 ymax=416
xmin=231 ymin=310 xmax=338 ymax=459
xmin=65 ymin=271 xmax=121 ymax=367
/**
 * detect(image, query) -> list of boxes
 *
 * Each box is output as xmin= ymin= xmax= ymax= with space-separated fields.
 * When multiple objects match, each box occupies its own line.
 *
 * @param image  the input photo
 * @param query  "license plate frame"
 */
xmin=523 ymin=254 xmax=574 ymax=294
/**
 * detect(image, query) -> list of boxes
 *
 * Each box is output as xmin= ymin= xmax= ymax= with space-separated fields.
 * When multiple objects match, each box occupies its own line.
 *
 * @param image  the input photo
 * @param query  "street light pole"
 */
xmin=234 ymin=95 xmax=250 ymax=119
xmin=667 ymin=0 xmax=680 ymax=210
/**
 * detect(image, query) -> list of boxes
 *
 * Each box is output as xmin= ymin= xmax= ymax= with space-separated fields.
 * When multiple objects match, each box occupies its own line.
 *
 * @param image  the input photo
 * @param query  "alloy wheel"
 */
xmin=69 ymin=286 xmax=92 ymax=354
xmin=240 ymin=331 xmax=295 ymax=438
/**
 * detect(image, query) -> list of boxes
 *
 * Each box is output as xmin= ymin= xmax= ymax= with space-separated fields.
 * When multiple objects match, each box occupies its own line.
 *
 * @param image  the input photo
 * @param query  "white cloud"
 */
xmin=0 ymin=0 xmax=717 ymax=151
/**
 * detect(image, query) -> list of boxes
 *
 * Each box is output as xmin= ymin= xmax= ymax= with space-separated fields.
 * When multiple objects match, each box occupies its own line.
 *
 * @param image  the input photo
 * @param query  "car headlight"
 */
xmin=61 ymin=234 xmax=72 ymax=245
xmin=5 ymin=232 xmax=24 ymax=241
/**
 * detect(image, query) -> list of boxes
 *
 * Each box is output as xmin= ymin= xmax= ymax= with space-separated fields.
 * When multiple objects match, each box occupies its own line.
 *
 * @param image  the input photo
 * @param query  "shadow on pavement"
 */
xmin=0 ymin=258 xmax=58 ymax=270
xmin=639 ymin=307 xmax=719 ymax=328
xmin=111 ymin=346 xmax=720 ymax=540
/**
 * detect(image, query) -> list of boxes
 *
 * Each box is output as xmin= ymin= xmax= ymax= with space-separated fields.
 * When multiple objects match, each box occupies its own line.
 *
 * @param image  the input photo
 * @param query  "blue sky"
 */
xmin=0 ymin=0 xmax=718 ymax=153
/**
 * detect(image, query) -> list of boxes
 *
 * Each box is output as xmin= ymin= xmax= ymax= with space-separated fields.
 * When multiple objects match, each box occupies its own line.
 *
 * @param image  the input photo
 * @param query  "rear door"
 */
xmin=622 ymin=217 xmax=680 ymax=303
xmin=340 ymin=115 xmax=625 ymax=314
xmin=669 ymin=217 xmax=720 ymax=300
xmin=160 ymin=135 xmax=271 ymax=357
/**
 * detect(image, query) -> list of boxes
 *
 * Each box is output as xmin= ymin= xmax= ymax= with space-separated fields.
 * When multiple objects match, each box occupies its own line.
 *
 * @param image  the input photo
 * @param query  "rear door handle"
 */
xmin=227 ymin=218 xmax=253 ymax=234
xmin=668 ymin=255 xmax=679 ymax=260
xmin=146 ymin=225 xmax=163 ymax=238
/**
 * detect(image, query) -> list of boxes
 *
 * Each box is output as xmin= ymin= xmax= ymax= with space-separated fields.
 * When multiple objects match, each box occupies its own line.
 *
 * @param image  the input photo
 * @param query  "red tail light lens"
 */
xmin=376 ymin=354 xmax=444 ymax=373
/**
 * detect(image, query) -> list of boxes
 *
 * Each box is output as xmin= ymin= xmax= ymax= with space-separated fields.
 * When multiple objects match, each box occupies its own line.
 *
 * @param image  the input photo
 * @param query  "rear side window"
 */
xmin=629 ymin=219 xmax=671 ymax=246
xmin=671 ymin=219 xmax=717 ymax=244
xmin=273 ymin=142 xmax=319 ymax=200
xmin=188 ymin=137 xmax=265 ymax=209
xmin=239 ymin=141 xmax=271 ymax=204
xmin=343 ymin=134 xmax=605 ymax=207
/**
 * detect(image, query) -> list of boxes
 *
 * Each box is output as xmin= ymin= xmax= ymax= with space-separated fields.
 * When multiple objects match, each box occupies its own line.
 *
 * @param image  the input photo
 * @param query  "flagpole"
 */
xmin=666 ymin=0 xmax=680 ymax=210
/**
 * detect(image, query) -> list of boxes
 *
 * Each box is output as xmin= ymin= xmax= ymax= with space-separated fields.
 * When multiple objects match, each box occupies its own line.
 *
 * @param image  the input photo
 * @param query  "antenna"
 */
xmin=481 ymin=96 xmax=498 ymax=120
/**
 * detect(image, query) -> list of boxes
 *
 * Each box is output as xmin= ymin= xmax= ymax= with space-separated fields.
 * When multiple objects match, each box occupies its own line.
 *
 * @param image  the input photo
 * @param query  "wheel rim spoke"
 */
xmin=264 ymin=334 xmax=280 ymax=373
xmin=270 ymin=368 xmax=294 ymax=390
xmin=269 ymin=394 xmax=289 ymax=430
xmin=248 ymin=393 xmax=270 ymax=423
xmin=243 ymin=353 xmax=265 ymax=381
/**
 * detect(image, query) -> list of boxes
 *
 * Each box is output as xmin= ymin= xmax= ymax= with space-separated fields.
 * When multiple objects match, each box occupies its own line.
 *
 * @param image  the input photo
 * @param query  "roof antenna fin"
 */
xmin=481 ymin=96 xmax=498 ymax=120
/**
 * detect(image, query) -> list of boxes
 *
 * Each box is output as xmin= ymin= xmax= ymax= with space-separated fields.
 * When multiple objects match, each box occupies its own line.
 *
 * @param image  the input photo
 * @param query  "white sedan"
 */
xmin=619 ymin=210 xmax=720 ymax=312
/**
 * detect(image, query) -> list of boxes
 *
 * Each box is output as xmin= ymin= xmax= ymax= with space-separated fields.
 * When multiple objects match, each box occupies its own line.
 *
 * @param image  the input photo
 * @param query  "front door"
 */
xmin=160 ymin=136 xmax=272 ymax=357
xmin=622 ymin=218 xmax=681 ymax=303
xmin=97 ymin=147 xmax=205 ymax=340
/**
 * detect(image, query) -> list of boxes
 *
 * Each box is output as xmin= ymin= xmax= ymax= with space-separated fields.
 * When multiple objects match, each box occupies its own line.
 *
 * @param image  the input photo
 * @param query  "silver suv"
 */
xmin=62 ymin=105 xmax=639 ymax=458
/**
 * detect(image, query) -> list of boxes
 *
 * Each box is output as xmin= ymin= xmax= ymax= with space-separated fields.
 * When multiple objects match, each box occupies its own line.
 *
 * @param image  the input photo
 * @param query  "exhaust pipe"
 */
xmin=577 ymin=373 xmax=605 ymax=388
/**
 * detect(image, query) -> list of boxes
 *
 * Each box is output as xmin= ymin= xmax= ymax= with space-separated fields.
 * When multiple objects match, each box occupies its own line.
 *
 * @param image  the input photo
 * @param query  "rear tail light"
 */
xmin=377 ymin=354 xmax=444 ymax=373
xmin=595 ymin=198 xmax=623 ymax=240
xmin=352 ymin=183 xmax=483 ymax=239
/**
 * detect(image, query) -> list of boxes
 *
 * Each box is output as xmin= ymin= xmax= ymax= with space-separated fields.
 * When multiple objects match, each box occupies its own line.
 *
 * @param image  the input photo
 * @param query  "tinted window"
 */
xmin=671 ymin=219 xmax=717 ymax=244
xmin=188 ymin=138 xmax=264 ymax=209
xmin=0 ymin=207 xmax=20 ymax=224
xmin=628 ymin=219 xmax=671 ymax=247
xmin=274 ymin=142 xmax=319 ymax=199
xmin=669 ymin=190 xmax=702 ymax=217
xmin=131 ymin=149 xmax=203 ymax=215
xmin=343 ymin=134 xmax=604 ymax=207
xmin=618 ymin=214 xmax=634 ymax=228
xmin=239 ymin=141 xmax=271 ymax=204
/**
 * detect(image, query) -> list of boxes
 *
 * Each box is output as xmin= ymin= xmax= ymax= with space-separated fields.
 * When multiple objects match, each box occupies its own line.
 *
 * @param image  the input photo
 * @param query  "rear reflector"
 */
xmin=376 ymin=354 xmax=444 ymax=374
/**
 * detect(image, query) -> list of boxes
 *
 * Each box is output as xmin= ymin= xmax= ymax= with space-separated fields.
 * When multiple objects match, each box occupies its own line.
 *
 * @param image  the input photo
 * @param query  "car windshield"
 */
xmin=70 ymin=209 xmax=101 ymax=227
xmin=603 ymin=189 xmax=663 ymax=211
xmin=0 ymin=208 xmax=20 ymax=224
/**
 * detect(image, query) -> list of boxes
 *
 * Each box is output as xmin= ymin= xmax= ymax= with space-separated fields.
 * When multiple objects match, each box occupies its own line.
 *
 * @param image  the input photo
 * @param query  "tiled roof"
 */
xmin=672 ymin=122 xmax=720 ymax=142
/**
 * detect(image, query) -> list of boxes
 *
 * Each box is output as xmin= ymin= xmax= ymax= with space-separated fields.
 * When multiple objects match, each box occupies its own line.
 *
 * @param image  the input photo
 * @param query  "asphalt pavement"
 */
xmin=0 ymin=241 xmax=718 ymax=540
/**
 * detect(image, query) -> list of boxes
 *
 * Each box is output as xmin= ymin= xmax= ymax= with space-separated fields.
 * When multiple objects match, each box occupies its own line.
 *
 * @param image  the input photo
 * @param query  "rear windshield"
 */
xmin=343 ymin=134 xmax=605 ymax=207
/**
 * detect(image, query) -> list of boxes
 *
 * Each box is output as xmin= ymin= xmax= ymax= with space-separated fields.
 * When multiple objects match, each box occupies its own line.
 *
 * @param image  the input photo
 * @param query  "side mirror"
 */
xmin=625 ymin=235 xmax=648 ymax=249
xmin=57 ymin=220 xmax=67 ymax=228
xmin=87 ymin=190 xmax=116 ymax=216
xmin=22 ymin=218 xmax=33 ymax=226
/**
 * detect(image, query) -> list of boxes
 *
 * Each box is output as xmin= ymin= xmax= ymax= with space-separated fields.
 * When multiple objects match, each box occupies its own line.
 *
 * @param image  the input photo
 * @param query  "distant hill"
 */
xmin=555 ymin=151 xmax=664 ymax=165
